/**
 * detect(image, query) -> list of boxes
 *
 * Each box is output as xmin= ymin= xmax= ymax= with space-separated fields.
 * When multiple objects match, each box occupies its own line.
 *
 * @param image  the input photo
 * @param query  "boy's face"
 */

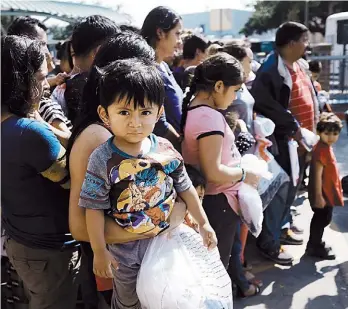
xmin=99 ymin=98 xmax=162 ymax=144
xmin=195 ymin=185 xmax=205 ymax=202
xmin=319 ymin=130 xmax=340 ymax=146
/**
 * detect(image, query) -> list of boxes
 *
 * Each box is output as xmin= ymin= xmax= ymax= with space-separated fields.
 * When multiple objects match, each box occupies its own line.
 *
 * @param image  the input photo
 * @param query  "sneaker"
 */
xmin=280 ymin=229 xmax=304 ymax=245
xmin=290 ymin=223 xmax=304 ymax=234
xmin=306 ymin=243 xmax=335 ymax=260
xmin=258 ymin=246 xmax=294 ymax=265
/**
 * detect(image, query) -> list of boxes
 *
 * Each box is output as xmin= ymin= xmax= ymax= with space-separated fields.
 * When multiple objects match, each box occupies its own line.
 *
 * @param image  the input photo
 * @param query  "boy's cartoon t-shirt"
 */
xmin=79 ymin=134 xmax=192 ymax=234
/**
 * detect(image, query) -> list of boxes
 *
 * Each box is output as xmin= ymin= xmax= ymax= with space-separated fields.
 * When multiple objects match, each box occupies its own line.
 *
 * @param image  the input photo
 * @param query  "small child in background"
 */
xmin=307 ymin=112 xmax=344 ymax=260
xmin=308 ymin=60 xmax=322 ymax=92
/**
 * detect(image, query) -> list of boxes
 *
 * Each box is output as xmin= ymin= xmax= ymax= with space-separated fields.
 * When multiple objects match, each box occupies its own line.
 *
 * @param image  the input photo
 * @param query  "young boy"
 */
xmin=307 ymin=112 xmax=344 ymax=259
xmin=79 ymin=59 xmax=217 ymax=308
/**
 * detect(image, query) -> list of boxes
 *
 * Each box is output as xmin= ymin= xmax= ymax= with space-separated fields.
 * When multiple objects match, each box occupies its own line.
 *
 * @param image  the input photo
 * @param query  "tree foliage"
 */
xmin=241 ymin=1 xmax=348 ymax=36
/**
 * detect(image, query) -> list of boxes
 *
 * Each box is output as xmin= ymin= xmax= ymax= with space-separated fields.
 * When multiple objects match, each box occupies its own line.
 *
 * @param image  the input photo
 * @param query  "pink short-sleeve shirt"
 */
xmin=182 ymin=105 xmax=242 ymax=214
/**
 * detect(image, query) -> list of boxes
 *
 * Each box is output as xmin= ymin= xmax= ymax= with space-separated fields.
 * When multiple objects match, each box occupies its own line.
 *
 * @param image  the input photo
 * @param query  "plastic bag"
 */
xmin=238 ymin=155 xmax=272 ymax=237
xmin=256 ymin=151 xmax=290 ymax=209
xmin=254 ymin=115 xmax=276 ymax=138
xmin=300 ymin=128 xmax=319 ymax=152
xmin=137 ymin=224 xmax=233 ymax=309
xmin=288 ymin=140 xmax=300 ymax=186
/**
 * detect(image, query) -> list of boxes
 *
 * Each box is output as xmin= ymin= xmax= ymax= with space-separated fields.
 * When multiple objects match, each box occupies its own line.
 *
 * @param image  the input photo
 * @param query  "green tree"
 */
xmin=241 ymin=1 xmax=348 ymax=36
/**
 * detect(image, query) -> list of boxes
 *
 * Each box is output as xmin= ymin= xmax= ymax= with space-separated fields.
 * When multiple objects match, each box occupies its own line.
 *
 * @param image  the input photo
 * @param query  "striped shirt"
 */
xmin=288 ymin=63 xmax=314 ymax=132
xmin=39 ymin=92 xmax=73 ymax=131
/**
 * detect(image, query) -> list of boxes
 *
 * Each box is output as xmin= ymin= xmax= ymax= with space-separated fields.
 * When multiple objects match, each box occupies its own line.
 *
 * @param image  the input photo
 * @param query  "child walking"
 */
xmin=79 ymin=59 xmax=217 ymax=309
xmin=307 ymin=112 xmax=344 ymax=259
xmin=181 ymin=53 xmax=261 ymax=297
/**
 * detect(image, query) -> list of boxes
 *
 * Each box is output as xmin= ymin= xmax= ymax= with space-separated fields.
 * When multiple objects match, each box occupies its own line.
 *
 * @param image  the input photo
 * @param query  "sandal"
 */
xmin=244 ymin=271 xmax=263 ymax=288
xmin=249 ymin=277 xmax=263 ymax=288
xmin=237 ymin=283 xmax=261 ymax=298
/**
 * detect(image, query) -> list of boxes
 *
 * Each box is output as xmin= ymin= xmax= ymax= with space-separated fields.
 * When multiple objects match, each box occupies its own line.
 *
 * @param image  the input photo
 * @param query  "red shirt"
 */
xmin=288 ymin=63 xmax=315 ymax=132
xmin=309 ymin=141 xmax=344 ymax=207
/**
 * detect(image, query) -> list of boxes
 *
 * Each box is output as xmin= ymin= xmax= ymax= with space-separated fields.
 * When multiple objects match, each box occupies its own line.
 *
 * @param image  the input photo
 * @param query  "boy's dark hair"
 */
xmin=223 ymin=41 xmax=248 ymax=62
xmin=308 ymin=60 xmax=322 ymax=73
xmin=96 ymin=58 xmax=165 ymax=112
xmin=317 ymin=112 xmax=343 ymax=133
xmin=7 ymin=16 xmax=47 ymax=39
xmin=183 ymin=35 xmax=208 ymax=60
xmin=181 ymin=52 xmax=244 ymax=133
xmin=141 ymin=6 xmax=181 ymax=48
xmin=185 ymin=164 xmax=206 ymax=188
xmin=2 ymin=35 xmax=45 ymax=117
xmin=71 ymin=15 xmax=119 ymax=57
xmin=275 ymin=22 xmax=308 ymax=48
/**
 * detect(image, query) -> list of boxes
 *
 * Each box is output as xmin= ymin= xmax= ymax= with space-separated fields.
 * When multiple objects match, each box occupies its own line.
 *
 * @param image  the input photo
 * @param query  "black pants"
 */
xmin=203 ymin=194 xmax=249 ymax=292
xmin=80 ymin=242 xmax=99 ymax=309
xmin=308 ymin=206 xmax=333 ymax=246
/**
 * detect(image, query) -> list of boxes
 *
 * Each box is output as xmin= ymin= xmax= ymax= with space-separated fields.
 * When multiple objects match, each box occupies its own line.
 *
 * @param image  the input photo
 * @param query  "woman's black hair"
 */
xmin=185 ymin=164 xmax=206 ymax=188
xmin=180 ymin=52 xmax=244 ymax=134
xmin=223 ymin=41 xmax=249 ymax=62
xmin=67 ymin=31 xmax=156 ymax=164
xmin=141 ymin=6 xmax=181 ymax=48
xmin=1 ymin=35 xmax=45 ymax=117
xmin=56 ymin=40 xmax=74 ymax=69
xmin=95 ymin=58 xmax=165 ymax=112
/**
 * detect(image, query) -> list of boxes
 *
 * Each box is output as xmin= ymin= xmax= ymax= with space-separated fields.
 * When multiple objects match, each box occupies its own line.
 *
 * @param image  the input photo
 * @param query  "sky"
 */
xmin=67 ymin=0 xmax=253 ymax=26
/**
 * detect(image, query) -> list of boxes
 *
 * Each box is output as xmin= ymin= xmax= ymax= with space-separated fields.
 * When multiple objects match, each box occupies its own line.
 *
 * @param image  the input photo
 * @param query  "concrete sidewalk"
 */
xmin=235 ymin=124 xmax=348 ymax=309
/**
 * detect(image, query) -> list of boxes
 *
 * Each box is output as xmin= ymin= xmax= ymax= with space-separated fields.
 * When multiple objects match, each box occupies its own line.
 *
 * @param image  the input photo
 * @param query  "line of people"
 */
xmin=1 ymin=6 xmax=345 ymax=309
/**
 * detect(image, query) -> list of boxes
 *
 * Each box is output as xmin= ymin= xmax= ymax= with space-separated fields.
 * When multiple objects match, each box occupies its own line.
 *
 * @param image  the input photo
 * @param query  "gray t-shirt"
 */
xmin=79 ymin=134 xmax=192 ymax=234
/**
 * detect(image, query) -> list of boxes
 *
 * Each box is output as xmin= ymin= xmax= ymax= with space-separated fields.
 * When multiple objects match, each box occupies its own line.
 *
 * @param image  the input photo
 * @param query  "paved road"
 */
xmin=235 ymin=124 xmax=348 ymax=309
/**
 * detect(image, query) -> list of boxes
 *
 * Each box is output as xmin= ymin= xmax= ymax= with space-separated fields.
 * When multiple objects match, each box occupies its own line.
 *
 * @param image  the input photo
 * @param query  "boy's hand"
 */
xmin=93 ymin=249 xmax=119 ymax=278
xmin=199 ymin=223 xmax=217 ymax=250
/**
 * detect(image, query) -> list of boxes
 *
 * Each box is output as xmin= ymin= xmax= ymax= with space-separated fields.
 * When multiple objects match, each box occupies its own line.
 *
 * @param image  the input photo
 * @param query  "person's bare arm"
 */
xmin=312 ymin=161 xmax=326 ymax=208
xmin=198 ymin=135 xmax=259 ymax=186
xmin=46 ymin=121 xmax=70 ymax=148
xmin=31 ymin=111 xmax=71 ymax=148
xmin=69 ymin=125 xmax=147 ymax=244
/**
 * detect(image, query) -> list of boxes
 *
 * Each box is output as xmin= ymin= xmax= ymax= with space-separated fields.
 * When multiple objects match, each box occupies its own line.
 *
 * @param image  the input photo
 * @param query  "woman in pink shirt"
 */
xmin=181 ymin=53 xmax=261 ymax=297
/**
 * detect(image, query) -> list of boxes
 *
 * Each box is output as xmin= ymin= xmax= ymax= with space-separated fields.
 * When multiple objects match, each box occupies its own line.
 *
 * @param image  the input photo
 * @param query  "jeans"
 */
xmin=228 ymin=222 xmax=250 ymax=292
xmin=257 ymin=182 xmax=290 ymax=252
xmin=282 ymin=153 xmax=307 ymax=227
xmin=308 ymin=206 xmax=333 ymax=246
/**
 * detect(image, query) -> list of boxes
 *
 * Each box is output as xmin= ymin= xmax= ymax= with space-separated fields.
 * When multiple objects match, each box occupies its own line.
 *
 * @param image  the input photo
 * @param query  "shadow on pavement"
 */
xmin=234 ymin=257 xmax=348 ymax=309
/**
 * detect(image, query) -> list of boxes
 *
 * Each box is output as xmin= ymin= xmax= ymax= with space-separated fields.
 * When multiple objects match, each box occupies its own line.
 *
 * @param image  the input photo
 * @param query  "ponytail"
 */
xmin=180 ymin=80 xmax=196 ymax=135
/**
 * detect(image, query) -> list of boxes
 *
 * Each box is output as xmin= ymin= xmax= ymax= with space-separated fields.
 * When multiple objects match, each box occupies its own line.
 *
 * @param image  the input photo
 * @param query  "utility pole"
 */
xmin=304 ymin=0 xmax=309 ymax=27
xmin=220 ymin=8 xmax=223 ymax=38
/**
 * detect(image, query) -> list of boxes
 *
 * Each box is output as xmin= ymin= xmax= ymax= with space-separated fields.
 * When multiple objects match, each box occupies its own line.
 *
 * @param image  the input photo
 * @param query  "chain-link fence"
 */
xmin=310 ymin=55 xmax=348 ymax=104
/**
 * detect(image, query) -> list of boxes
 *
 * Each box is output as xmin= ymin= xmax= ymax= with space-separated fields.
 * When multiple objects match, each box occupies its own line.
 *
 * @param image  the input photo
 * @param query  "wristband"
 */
xmin=238 ymin=168 xmax=246 ymax=182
